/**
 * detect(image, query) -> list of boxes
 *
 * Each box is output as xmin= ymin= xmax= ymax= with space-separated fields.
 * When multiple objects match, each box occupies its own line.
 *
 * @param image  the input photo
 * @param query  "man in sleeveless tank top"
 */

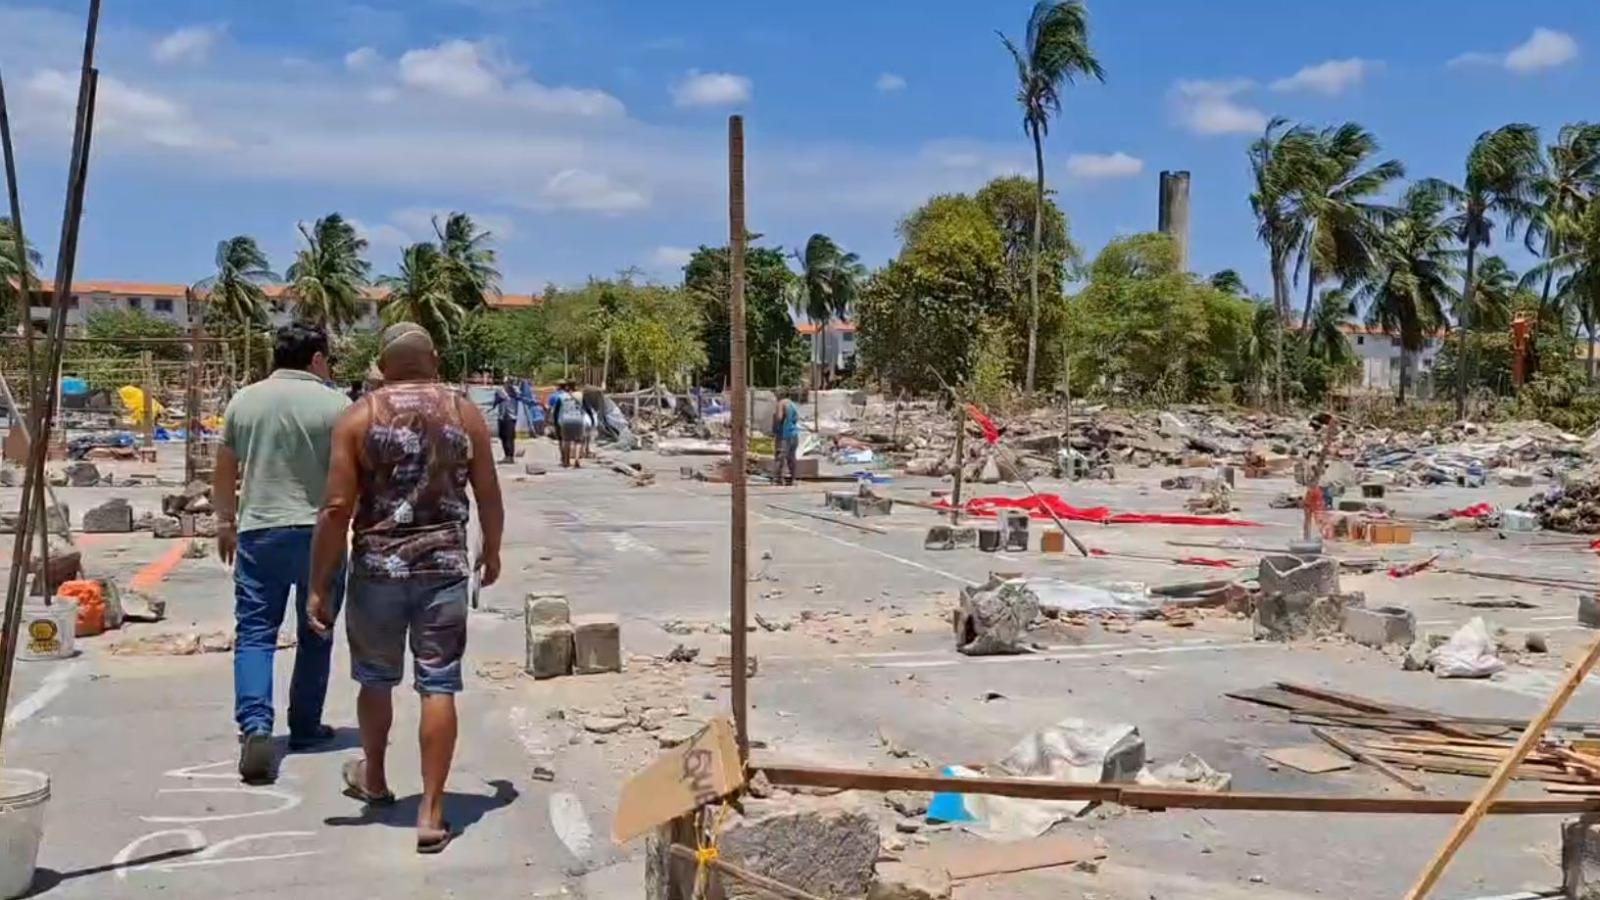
xmin=308 ymin=323 xmax=505 ymax=854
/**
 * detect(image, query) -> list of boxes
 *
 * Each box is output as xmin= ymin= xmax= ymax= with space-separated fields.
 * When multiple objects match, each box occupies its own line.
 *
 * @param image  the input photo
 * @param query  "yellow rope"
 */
xmin=691 ymin=802 xmax=734 ymax=900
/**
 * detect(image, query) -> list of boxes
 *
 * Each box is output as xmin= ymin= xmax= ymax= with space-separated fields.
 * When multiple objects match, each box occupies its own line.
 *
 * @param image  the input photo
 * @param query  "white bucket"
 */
xmin=17 ymin=599 xmax=77 ymax=662
xmin=0 ymin=769 xmax=49 ymax=899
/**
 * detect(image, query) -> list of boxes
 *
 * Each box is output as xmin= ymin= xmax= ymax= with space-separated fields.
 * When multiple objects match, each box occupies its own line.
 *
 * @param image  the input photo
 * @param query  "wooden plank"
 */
xmin=1312 ymin=727 xmax=1427 ymax=792
xmin=903 ymin=834 xmax=1102 ymax=881
xmin=765 ymin=504 xmax=887 ymax=535
xmin=1275 ymin=682 xmax=1482 ymax=740
xmin=1404 ymin=631 xmax=1600 ymax=899
xmin=669 ymin=843 xmax=826 ymax=900
xmin=1263 ymin=746 xmax=1352 ymax=774
xmin=754 ymin=762 xmax=1600 ymax=815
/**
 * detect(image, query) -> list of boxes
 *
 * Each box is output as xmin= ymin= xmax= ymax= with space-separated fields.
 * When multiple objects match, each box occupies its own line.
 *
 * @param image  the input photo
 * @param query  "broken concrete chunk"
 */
xmin=526 ymin=624 xmax=574 ymax=679
xmin=0 ymin=503 xmax=70 ymax=535
xmin=1340 ymin=604 xmax=1417 ymax=649
xmin=193 ymin=514 xmax=219 ymax=538
xmin=954 ymin=577 xmax=1039 ymax=656
xmin=884 ymin=790 xmax=930 ymax=819
xmin=573 ymin=614 xmax=622 ymax=675
xmin=64 ymin=461 xmax=100 ymax=486
xmin=82 ymin=497 xmax=134 ymax=533
xmin=1565 ymin=814 xmax=1600 ymax=900
xmin=869 ymin=863 xmax=952 ymax=900
xmin=151 ymin=514 xmax=183 ymax=539
xmin=1257 ymin=555 xmax=1339 ymax=598
xmin=1402 ymin=637 xmax=1432 ymax=671
xmin=717 ymin=795 xmax=879 ymax=900
xmin=1581 ymin=594 xmax=1600 ymax=629
xmin=1254 ymin=591 xmax=1363 ymax=642
xmin=525 ymin=592 xmax=571 ymax=627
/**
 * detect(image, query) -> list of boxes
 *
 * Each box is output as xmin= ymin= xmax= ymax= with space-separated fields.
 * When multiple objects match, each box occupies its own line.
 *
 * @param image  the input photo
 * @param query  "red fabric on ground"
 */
xmin=938 ymin=493 xmax=1261 ymax=528
xmin=1445 ymin=502 xmax=1496 ymax=519
xmin=1176 ymin=556 xmax=1239 ymax=568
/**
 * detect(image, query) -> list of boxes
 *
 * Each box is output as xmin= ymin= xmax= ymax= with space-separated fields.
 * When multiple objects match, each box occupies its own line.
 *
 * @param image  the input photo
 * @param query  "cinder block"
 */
xmin=855 ymin=496 xmax=893 ymax=518
xmin=1565 ymin=814 xmax=1600 ymax=899
xmin=950 ymin=527 xmax=977 ymax=548
xmin=573 ymin=614 xmax=622 ymax=675
xmin=1341 ymin=604 xmax=1416 ymax=649
xmin=526 ymin=624 xmax=574 ymax=679
xmin=525 ymin=592 xmax=570 ymax=627
xmin=1040 ymin=531 xmax=1066 ymax=553
xmin=924 ymin=526 xmax=956 ymax=551
xmin=977 ymin=528 xmax=1002 ymax=553
xmin=1580 ymin=594 xmax=1600 ymax=629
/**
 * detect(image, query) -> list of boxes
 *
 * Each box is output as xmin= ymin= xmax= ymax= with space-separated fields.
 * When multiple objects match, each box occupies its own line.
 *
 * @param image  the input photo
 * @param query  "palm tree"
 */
xmin=999 ymin=0 xmax=1104 ymax=393
xmin=286 ymin=213 xmax=371 ymax=332
xmin=1290 ymin=123 xmax=1405 ymax=330
xmin=790 ymin=234 xmax=865 ymax=390
xmin=379 ymin=243 xmax=466 ymax=350
xmin=1249 ymin=117 xmax=1314 ymax=409
xmin=433 ymin=212 xmax=500 ymax=312
xmin=1209 ymin=269 xmax=1247 ymax=295
xmin=1560 ymin=203 xmax=1600 ymax=379
xmin=1243 ymin=302 xmax=1280 ymax=404
xmin=1466 ymin=255 xmax=1517 ymax=334
xmin=1305 ymin=288 xmax=1356 ymax=369
xmin=195 ymin=236 xmax=277 ymax=381
xmin=1523 ymin=122 xmax=1600 ymax=370
xmin=1356 ymin=182 xmax=1460 ymax=402
xmin=1423 ymin=123 xmax=1541 ymax=418
xmin=0 ymin=216 xmax=40 ymax=324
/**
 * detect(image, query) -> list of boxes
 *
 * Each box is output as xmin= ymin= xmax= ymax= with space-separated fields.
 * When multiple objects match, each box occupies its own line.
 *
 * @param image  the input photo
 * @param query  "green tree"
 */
xmin=684 ymin=241 xmax=799 ymax=387
xmin=1468 ymin=255 xmax=1517 ymax=334
xmin=454 ymin=308 xmax=550 ymax=380
xmin=433 ymin=212 xmax=500 ymax=313
xmin=1305 ymin=288 xmax=1355 ymax=368
xmin=1290 ymin=122 xmax=1405 ymax=329
xmin=195 ymin=236 xmax=276 ymax=381
xmin=612 ymin=285 xmax=707 ymax=388
xmin=1524 ymin=123 xmax=1600 ymax=372
xmin=790 ymin=233 xmax=865 ymax=387
xmin=999 ymin=0 xmax=1103 ymax=393
xmin=1561 ymin=203 xmax=1600 ymax=379
xmin=0 ymin=217 xmax=40 ymax=325
xmin=1356 ymin=182 xmax=1460 ymax=402
xmin=379 ymin=243 xmax=465 ymax=350
xmin=1249 ymin=118 xmax=1315 ymax=409
xmin=287 ymin=213 xmax=371 ymax=331
xmin=1209 ymin=269 xmax=1248 ymax=295
xmin=1242 ymin=302 xmax=1281 ymax=404
xmin=1423 ymin=123 xmax=1542 ymax=417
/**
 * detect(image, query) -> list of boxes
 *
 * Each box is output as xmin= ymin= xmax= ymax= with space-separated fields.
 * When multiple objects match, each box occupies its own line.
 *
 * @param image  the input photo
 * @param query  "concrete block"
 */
xmin=193 ymin=514 xmax=218 ymax=538
xmin=1254 ymin=591 xmax=1364 ymax=642
xmin=976 ymin=527 xmax=1002 ymax=552
xmin=1565 ymin=814 xmax=1600 ymax=899
xmin=923 ymin=526 xmax=956 ymax=551
xmin=1581 ymin=594 xmax=1600 ymax=629
xmin=855 ymin=496 xmax=893 ymax=518
xmin=949 ymin=527 xmax=977 ymax=548
xmin=869 ymin=863 xmax=952 ymax=900
xmin=525 ymin=592 xmax=570 ymax=627
xmin=717 ymin=795 xmax=879 ymax=900
xmin=1341 ymin=604 xmax=1416 ymax=649
xmin=64 ymin=460 xmax=100 ymax=486
xmin=82 ymin=498 xmax=134 ymax=533
xmin=526 ymin=624 xmax=574 ymax=679
xmin=954 ymin=577 xmax=1038 ymax=655
xmin=573 ymin=614 xmax=622 ymax=675
xmin=824 ymin=491 xmax=857 ymax=513
xmin=1257 ymin=555 xmax=1339 ymax=598
xmin=1000 ymin=510 xmax=1029 ymax=551
xmin=0 ymin=503 xmax=69 ymax=535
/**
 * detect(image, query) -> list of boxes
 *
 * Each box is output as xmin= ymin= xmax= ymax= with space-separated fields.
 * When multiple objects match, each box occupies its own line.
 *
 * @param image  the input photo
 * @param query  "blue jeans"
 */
xmin=233 ymin=526 xmax=344 ymax=738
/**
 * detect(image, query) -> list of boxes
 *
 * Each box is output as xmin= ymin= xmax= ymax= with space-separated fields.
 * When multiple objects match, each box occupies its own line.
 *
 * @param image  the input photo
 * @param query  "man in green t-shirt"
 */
xmin=214 ymin=323 xmax=350 ymax=783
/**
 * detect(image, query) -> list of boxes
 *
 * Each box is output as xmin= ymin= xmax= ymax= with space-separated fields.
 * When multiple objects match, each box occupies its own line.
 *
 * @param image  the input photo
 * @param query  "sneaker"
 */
xmin=288 ymin=724 xmax=336 ymax=753
xmin=239 ymin=733 xmax=275 ymax=784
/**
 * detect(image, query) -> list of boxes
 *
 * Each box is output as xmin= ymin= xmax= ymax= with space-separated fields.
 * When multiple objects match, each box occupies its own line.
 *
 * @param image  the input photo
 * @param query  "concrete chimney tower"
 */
xmin=1158 ymin=170 xmax=1191 ymax=271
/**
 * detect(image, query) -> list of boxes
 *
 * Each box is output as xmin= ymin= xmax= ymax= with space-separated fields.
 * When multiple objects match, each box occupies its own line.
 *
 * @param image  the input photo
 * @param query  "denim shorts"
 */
xmin=346 ymin=574 xmax=469 ymax=695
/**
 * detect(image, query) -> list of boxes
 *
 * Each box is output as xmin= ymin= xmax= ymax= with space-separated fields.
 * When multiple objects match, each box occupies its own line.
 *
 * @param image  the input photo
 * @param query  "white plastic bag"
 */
xmin=1429 ymin=616 xmax=1504 ymax=678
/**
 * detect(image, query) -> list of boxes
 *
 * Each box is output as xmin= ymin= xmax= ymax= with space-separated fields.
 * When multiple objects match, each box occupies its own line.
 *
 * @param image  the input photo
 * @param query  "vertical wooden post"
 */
xmin=1063 ymin=354 xmax=1074 ymax=480
xmin=140 ymin=350 xmax=154 ymax=448
xmin=184 ymin=288 xmax=200 ymax=485
xmin=727 ymin=115 xmax=750 ymax=758
xmin=950 ymin=409 xmax=965 ymax=525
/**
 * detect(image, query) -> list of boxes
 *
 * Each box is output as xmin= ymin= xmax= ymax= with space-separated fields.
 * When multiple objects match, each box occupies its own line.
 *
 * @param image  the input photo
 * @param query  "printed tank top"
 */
xmin=352 ymin=382 xmax=473 ymax=579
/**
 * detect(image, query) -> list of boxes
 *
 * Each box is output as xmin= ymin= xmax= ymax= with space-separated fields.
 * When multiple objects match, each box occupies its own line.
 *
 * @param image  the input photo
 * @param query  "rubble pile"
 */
xmin=1519 ymin=463 xmax=1600 ymax=533
xmin=1354 ymin=419 xmax=1584 ymax=487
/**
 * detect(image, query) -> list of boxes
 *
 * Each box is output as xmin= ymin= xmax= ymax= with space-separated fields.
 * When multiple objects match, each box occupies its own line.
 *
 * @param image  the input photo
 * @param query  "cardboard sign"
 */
xmin=612 ymin=717 xmax=744 ymax=843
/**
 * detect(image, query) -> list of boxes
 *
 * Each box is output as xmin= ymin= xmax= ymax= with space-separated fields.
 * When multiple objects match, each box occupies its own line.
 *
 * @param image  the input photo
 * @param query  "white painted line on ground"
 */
xmin=762 ymin=518 xmax=978 ymax=586
xmin=787 ymin=636 xmax=1226 ymax=662
xmin=4 ymin=659 xmax=86 ymax=727
xmin=1532 ymin=614 xmax=1573 ymax=622
xmin=608 ymin=532 xmax=661 ymax=557
xmin=870 ymin=640 xmax=1272 ymax=670
xmin=509 ymin=706 xmax=554 ymax=758
xmin=142 ymin=787 xmax=302 ymax=823
xmin=114 ymin=829 xmax=206 ymax=881
xmin=549 ymin=791 xmax=595 ymax=861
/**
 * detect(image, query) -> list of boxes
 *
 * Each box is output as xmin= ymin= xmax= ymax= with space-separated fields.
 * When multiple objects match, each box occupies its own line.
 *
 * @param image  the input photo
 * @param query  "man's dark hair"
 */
xmin=273 ymin=322 xmax=329 ymax=371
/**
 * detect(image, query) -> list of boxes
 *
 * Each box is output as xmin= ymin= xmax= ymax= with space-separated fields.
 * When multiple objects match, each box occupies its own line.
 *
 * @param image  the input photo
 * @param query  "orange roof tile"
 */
xmin=71 ymin=281 xmax=188 ymax=298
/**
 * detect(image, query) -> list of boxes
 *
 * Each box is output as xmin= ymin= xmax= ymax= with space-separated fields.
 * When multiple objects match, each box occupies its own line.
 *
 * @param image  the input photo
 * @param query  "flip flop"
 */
xmin=341 ymin=758 xmax=396 ymax=806
xmin=416 ymin=821 xmax=454 ymax=855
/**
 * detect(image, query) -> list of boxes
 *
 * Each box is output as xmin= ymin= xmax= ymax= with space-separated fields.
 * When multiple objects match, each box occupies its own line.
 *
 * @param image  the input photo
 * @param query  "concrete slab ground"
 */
xmin=0 ymin=436 xmax=1595 ymax=898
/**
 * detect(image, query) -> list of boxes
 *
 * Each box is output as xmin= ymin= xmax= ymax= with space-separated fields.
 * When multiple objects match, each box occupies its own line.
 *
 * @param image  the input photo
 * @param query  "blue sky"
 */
xmin=2 ymin=0 xmax=1597 ymax=300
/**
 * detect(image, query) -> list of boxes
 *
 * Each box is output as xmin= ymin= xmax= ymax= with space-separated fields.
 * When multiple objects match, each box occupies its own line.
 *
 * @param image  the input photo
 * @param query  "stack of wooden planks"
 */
xmin=1229 ymin=681 xmax=1600 ymax=793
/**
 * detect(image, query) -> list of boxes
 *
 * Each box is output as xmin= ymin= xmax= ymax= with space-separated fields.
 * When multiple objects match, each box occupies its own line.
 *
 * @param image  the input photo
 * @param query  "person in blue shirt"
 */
xmin=770 ymin=394 xmax=801 ymax=485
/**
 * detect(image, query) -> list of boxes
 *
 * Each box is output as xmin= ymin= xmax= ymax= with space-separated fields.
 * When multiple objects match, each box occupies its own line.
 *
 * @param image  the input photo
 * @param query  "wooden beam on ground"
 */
xmin=755 ymin=762 xmax=1600 ymax=815
xmin=1311 ymin=726 xmax=1426 ymax=792
xmin=765 ymin=504 xmax=887 ymax=535
xmin=1403 ymin=631 xmax=1600 ymax=899
xmin=669 ymin=844 xmax=825 ymax=900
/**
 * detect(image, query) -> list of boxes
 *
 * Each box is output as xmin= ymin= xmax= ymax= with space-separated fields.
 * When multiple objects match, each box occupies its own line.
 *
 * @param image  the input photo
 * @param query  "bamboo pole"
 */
xmin=949 ymin=408 xmax=965 ymax=526
xmin=1403 ymin=631 xmax=1600 ymax=899
xmin=140 ymin=350 xmax=154 ymax=448
xmin=727 ymin=115 xmax=750 ymax=759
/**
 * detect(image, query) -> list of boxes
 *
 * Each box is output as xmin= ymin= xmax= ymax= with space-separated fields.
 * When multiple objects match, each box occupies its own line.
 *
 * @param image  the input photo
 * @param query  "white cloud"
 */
xmin=1064 ymin=151 xmax=1144 ymax=180
xmin=394 ymin=39 xmax=623 ymax=116
xmin=875 ymin=73 xmax=907 ymax=93
xmin=349 ymin=217 xmax=412 ymax=250
xmin=1451 ymin=27 xmax=1578 ymax=73
xmin=1271 ymin=58 xmax=1377 ymax=96
xmin=671 ymin=70 xmax=752 ymax=108
xmin=1170 ymin=79 xmax=1267 ymax=136
xmin=152 ymin=24 xmax=223 ymax=66
xmin=344 ymin=46 xmax=382 ymax=72
xmin=355 ymin=208 xmax=518 ymax=251
xmin=650 ymin=246 xmax=695 ymax=269
xmin=24 ymin=69 xmax=227 ymax=151
xmin=540 ymin=169 xmax=649 ymax=213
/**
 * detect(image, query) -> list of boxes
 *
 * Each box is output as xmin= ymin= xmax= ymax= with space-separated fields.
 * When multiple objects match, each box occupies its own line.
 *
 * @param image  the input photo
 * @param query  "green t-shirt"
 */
xmin=222 ymin=369 xmax=351 ymax=533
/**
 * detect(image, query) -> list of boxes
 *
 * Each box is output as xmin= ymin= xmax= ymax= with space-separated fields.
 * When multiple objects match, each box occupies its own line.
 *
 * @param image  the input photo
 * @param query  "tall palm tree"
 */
xmin=379 ymin=243 xmax=466 ymax=350
xmin=1523 ymin=122 xmax=1600 ymax=370
xmin=999 ymin=0 xmax=1104 ymax=393
xmin=1559 ymin=203 xmax=1600 ymax=379
xmin=286 ymin=213 xmax=371 ymax=332
xmin=195 ymin=236 xmax=277 ymax=381
xmin=1290 ymin=122 xmax=1405 ymax=330
xmin=1249 ymin=118 xmax=1315 ymax=409
xmin=1305 ymin=288 xmax=1356 ymax=369
xmin=432 ymin=212 xmax=500 ymax=312
xmin=0 ymin=216 xmax=40 ymax=323
xmin=1356 ymin=182 xmax=1461 ymax=402
xmin=1423 ymin=123 xmax=1541 ymax=418
xmin=790 ymin=233 xmax=865 ymax=389
xmin=1466 ymin=255 xmax=1517 ymax=334
xmin=1243 ymin=302 xmax=1280 ymax=405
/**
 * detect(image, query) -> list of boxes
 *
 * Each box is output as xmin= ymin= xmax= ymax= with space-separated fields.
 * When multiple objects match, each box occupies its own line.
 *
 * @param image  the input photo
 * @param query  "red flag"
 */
xmin=966 ymin=404 xmax=999 ymax=445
